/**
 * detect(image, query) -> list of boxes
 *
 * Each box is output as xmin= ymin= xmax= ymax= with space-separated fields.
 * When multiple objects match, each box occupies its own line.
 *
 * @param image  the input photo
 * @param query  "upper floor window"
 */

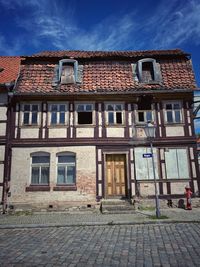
xmin=23 ymin=104 xmax=39 ymax=125
xmin=57 ymin=153 xmax=76 ymax=185
xmin=137 ymin=110 xmax=153 ymax=123
xmin=52 ymin=59 xmax=83 ymax=86
xmin=76 ymin=103 xmax=93 ymax=125
xmin=31 ymin=152 xmax=50 ymax=185
xmin=164 ymin=102 xmax=182 ymax=123
xmin=136 ymin=97 xmax=154 ymax=124
xmin=106 ymin=103 xmax=124 ymax=125
xmin=49 ymin=103 xmax=68 ymax=125
xmin=132 ymin=58 xmax=162 ymax=84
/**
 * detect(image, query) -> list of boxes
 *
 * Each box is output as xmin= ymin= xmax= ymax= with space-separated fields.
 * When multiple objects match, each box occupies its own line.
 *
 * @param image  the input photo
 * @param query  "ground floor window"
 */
xmin=134 ymin=147 xmax=159 ymax=180
xmin=31 ymin=152 xmax=50 ymax=185
xmin=57 ymin=153 xmax=76 ymax=185
xmin=164 ymin=148 xmax=189 ymax=179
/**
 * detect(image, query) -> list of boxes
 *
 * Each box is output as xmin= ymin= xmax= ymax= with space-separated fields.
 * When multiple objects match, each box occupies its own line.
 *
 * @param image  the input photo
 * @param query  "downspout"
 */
xmin=2 ymin=85 xmax=14 ymax=213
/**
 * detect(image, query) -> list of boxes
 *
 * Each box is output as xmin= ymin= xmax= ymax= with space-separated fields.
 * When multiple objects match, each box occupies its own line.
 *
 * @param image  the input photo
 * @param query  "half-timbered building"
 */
xmin=1 ymin=49 xmax=199 ymax=211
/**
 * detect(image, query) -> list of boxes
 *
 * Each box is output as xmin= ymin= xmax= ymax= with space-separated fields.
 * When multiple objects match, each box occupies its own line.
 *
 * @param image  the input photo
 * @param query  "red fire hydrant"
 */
xmin=185 ymin=185 xmax=192 ymax=210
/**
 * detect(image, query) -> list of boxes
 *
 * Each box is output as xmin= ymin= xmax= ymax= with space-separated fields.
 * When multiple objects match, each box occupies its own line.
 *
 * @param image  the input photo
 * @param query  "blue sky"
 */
xmin=1 ymin=0 xmax=200 ymax=131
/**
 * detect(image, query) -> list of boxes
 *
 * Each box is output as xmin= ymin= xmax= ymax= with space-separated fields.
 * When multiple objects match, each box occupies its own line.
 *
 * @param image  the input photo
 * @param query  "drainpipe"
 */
xmin=2 ymin=84 xmax=14 ymax=213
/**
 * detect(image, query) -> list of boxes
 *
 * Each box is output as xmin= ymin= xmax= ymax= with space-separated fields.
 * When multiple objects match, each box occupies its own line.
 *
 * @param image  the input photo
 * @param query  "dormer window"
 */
xmin=52 ymin=59 xmax=83 ymax=86
xmin=132 ymin=58 xmax=162 ymax=84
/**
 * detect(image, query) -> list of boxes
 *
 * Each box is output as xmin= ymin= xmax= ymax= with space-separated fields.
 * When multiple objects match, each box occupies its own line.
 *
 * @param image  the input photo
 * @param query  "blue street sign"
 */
xmin=143 ymin=153 xmax=152 ymax=158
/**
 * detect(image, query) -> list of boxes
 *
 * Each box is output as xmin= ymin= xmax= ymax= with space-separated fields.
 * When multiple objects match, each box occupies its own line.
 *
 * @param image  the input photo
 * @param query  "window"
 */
xmin=23 ymin=104 xmax=39 ymax=125
xmin=49 ymin=103 xmax=67 ymax=125
xmin=76 ymin=104 xmax=93 ymax=125
xmin=31 ymin=152 xmax=50 ymax=185
xmin=137 ymin=111 xmax=153 ymax=123
xmin=57 ymin=153 xmax=76 ymax=185
xmin=135 ymin=58 xmax=162 ymax=84
xmin=134 ymin=147 xmax=159 ymax=180
xmin=106 ymin=104 xmax=124 ymax=125
xmin=165 ymin=148 xmax=189 ymax=179
xmin=164 ymin=102 xmax=182 ymax=123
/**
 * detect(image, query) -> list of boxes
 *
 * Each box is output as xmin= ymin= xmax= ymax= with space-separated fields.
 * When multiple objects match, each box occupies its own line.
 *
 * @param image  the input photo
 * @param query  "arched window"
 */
xmin=30 ymin=152 xmax=50 ymax=185
xmin=56 ymin=152 xmax=76 ymax=185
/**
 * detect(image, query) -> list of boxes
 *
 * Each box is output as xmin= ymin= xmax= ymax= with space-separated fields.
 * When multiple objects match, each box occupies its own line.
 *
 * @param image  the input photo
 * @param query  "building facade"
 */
xmin=0 ymin=49 xmax=199 ymax=211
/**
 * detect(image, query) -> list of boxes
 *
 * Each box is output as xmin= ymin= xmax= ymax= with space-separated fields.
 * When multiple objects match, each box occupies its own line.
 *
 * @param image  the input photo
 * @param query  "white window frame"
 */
xmin=21 ymin=103 xmax=40 ymax=126
xmin=56 ymin=152 xmax=76 ymax=185
xmin=105 ymin=103 xmax=124 ymax=126
xmin=75 ymin=103 xmax=94 ymax=125
xmin=164 ymin=101 xmax=183 ymax=124
xmin=164 ymin=148 xmax=189 ymax=179
xmin=30 ymin=152 xmax=50 ymax=185
xmin=48 ymin=103 xmax=68 ymax=126
xmin=136 ymin=110 xmax=154 ymax=124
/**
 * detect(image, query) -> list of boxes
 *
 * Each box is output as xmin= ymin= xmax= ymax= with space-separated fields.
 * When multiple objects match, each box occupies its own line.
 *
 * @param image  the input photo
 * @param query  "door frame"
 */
xmin=103 ymin=151 xmax=130 ymax=199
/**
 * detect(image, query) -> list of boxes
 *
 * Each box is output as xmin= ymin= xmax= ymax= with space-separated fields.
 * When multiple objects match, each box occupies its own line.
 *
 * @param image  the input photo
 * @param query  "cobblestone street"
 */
xmin=0 ymin=223 xmax=199 ymax=266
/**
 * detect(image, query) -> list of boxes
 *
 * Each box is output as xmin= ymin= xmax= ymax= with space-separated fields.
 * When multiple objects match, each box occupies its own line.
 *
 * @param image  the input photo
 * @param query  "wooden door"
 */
xmin=106 ymin=154 xmax=126 ymax=197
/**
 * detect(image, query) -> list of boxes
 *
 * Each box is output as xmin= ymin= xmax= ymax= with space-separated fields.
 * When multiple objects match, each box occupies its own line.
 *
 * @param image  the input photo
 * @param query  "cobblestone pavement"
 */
xmin=0 ymin=223 xmax=199 ymax=267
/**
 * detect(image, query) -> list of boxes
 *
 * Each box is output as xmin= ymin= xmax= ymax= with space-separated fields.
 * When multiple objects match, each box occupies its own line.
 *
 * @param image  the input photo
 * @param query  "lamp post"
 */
xmin=144 ymin=121 xmax=161 ymax=218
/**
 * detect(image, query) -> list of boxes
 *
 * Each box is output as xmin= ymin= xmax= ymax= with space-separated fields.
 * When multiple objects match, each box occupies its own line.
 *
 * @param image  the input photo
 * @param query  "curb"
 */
xmin=0 ymin=220 xmax=200 ymax=229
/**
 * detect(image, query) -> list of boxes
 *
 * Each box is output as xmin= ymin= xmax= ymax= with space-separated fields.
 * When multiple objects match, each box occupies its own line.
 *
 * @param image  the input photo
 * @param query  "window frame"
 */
xmin=30 ymin=152 xmax=50 ymax=186
xmin=105 ymin=103 xmax=124 ymax=126
xmin=164 ymin=148 xmax=190 ymax=179
xmin=21 ymin=103 xmax=40 ymax=126
xmin=59 ymin=59 xmax=78 ymax=84
xmin=163 ymin=101 xmax=183 ymax=124
xmin=75 ymin=103 xmax=94 ymax=126
xmin=56 ymin=152 xmax=76 ymax=186
xmin=48 ymin=102 xmax=68 ymax=126
xmin=137 ymin=58 xmax=162 ymax=84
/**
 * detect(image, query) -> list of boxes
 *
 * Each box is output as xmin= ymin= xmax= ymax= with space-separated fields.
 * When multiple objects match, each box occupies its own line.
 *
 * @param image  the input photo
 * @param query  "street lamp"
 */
xmin=144 ymin=121 xmax=161 ymax=218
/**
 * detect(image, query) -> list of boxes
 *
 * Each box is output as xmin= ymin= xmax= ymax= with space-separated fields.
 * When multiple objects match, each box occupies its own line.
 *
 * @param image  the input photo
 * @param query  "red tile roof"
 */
xmin=0 ymin=57 xmax=21 ymax=84
xmin=29 ymin=49 xmax=188 ymax=59
xmin=15 ymin=49 xmax=196 ymax=95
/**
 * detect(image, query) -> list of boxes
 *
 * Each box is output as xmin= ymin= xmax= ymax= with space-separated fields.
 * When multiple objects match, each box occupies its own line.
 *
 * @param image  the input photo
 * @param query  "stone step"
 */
xmin=100 ymin=199 xmax=135 ymax=214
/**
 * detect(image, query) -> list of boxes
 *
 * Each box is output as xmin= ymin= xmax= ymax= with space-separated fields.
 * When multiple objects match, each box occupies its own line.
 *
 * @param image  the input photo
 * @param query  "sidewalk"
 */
xmin=0 ymin=208 xmax=200 ymax=228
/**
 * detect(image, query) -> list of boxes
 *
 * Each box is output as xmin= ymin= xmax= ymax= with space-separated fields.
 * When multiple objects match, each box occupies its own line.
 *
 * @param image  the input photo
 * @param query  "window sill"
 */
xmin=164 ymin=123 xmax=184 ymax=126
xmin=139 ymin=81 xmax=162 ymax=85
xmin=26 ymin=185 xmax=50 ymax=192
xmin=53 ymin=185 xmax=77 ymax=191
xmin=105 ymin=124 xmax=125 ymax=128
xmin=48 ymin=125 xmax=69 ymax=128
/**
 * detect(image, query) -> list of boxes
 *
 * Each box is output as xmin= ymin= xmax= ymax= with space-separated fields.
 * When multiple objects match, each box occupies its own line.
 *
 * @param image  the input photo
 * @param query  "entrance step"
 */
xmin=100 ymin=199 xmax=135 ymax=214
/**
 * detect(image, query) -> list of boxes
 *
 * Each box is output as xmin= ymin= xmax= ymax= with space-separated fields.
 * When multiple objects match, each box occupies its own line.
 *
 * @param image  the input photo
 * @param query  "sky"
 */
xmin=1 ymin=0 xmax=200 ymax=131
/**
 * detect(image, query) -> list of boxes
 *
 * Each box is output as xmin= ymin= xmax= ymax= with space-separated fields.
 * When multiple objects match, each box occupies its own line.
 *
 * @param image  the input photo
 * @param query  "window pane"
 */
xmin=32 ymin=112 xmax=38 ymax=124
xmin=177 ymin=149 xmax=189 ymax=178
xmin=77 ymin=105 xmax=84 ymax=111
xmin=32 ymin=156 xmax=50 ymax=164
xmin=31 ymin=167 xmax=39 ymax=184
xmin=116 ymin=112 xmax=122 ymax=124
xmin=24 ymin=105 xmax=30 ymax=111
xmin=32 ymin=105 xmax=38 ymax=111
xmin=23 ymin=113 xmax=29 ymax=124
xmin=57 ymin=166 xmax=65 ymax=184
xmin=59 ymin=112 xmax=65 ymax=124
xmin=115 ymin=105 xmax=122 ymax=111
xmin=166 ymin=111 xmax=173 ymax=123
xmin=67 ymin=166 xmax=75 ymax=184
xmin=58 ymin=155 xmax=75 ymax=163
xmin=41 ymin=167 xmax=49 ymax=184
xmin=174 ymin=103 xmax=180 ymax=109
xmin=165 ymin=149 xmax=179 ymax=179
xmin=78 ymin=112 xmax=92 ymax=124
xmin=51 ymin=105 xmax=58 ymax=111
xmin=108 ymin=112 xmax=114 ymax=124
xmin=138 ymin=112 xmax=144 ymax=122
xmin=146 ymin=111 xmax=152 ymax=122
xmin=86 ymin=104 xmax=92 ymax=111
xmin=59 ymin=105 xmax=65 ymax=112
xmin=51 ymin=112 xmax=57 ymax=124
xmin=175 ymin=111 xmax=181 ymax=122
xmin=107 ymin=105 xmax=114 ymax=111
xmin=166 ymin=104 xmax=172 ymax=110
